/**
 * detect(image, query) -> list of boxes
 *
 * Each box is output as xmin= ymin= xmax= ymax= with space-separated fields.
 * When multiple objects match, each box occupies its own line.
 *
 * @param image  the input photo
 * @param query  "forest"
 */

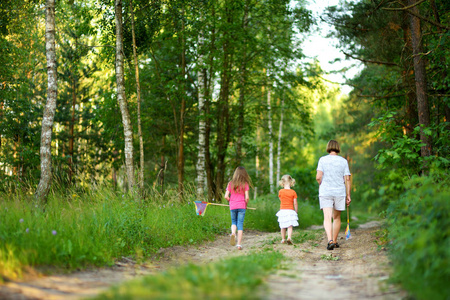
xmin=0 ymin=0 xmax=449 ymax=299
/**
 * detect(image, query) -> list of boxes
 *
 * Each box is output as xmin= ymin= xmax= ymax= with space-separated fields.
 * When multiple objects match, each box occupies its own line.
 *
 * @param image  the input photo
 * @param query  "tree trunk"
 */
xmin=276 ymin=97 xmax=284 ymax=184
xmin=254 ymin=121 xmax=260 ymax=200
xmin=177 ymin=6 xmax=186 ymax=199
xmin=35 ymin=0 xmax=57 ymax=203
xmin=236 ymin=0 xmax=249 ymax=166
xmin=408 ymin=0 xmax=431 ymax=160
xmin=267 ymin=70 xmax=274 ymax=194
xmin=214 ymin=4 xmax=233 ymax=202
xmin=196 ymin=22 xmax=207 ymax=199
xmin=205 ymin=4 xmax=216 ymax=201
xmin=130 ymin=0 xmax=144 ymax=192
xmin=401 ymin=8 xmax=418 ymax=136
xmin=115 ymin=0 xmax=135 ymax=190
xmin=69 ymin=75 xmax=76 ymax=184
xmin=159 ymin=135 xmax=165 ymax=194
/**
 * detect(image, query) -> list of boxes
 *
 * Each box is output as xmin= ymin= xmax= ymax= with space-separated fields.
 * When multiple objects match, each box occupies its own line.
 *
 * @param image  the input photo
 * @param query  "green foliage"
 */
xmin=94 ymin=250 xmax=284 ymax=300
xmin=387 ymin=170 xmax=450 ymax=300
xmin=371 ymin=112 xmax=450 ymax=175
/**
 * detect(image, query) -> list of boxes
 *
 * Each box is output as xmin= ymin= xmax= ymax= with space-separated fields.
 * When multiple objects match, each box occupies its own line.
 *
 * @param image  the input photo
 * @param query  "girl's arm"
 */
xmin=245 ymin=190 xmax=249 ymax=204
xmin=294 ymin=198 xmax=298 ymax=213
xmin=224 ymin=190 xmax=230 ymax=201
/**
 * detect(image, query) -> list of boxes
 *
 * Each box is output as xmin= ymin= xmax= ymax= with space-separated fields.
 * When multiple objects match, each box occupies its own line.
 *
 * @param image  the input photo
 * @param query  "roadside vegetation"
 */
xmin=94 ymin=250 xmax=284 ymax=300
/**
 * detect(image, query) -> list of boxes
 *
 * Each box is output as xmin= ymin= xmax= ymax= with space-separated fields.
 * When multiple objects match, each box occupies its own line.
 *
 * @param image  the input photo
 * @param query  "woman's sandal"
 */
xmin=327 ymin=240 xmax=335 ymax=250
xmin=236 ymin=245 xmax=243 ymax=250
xmin=335 ymin=242 xmax=340 ymax=248
xmin=286 ymin=238 xmax=293 ymax=245
xmin=281 ymin=239 xmax=286 ymax=244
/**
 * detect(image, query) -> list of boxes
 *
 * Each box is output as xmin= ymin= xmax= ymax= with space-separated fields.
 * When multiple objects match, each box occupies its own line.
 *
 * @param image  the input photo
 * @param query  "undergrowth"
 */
xmin=387 ymin=170 xmax=450 ymax=300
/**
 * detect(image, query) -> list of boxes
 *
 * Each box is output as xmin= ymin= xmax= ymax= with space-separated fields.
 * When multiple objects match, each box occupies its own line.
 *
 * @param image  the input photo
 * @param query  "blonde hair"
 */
xmin=230 ymin=166 xmax=253 ymax=192
xmin=326 ymin=140 xmax=341 ymax=154
xmin=278 ymin=175 xmax=295 ymax=187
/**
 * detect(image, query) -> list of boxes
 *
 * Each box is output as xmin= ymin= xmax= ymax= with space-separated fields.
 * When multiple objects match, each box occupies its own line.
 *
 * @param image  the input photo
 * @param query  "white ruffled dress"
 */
xmin=276 ymin=209 xmax=299 ymax=229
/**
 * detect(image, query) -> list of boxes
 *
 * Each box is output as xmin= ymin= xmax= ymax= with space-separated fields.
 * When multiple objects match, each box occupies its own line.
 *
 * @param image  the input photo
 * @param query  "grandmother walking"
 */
xmin=316 ymin=140 xmax=352 ymax=250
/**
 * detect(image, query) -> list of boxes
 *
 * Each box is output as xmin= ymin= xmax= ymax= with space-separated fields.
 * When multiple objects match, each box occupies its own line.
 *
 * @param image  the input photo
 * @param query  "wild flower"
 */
xmin=52 ymin=230 xmax=57 ymax=235
xmin=20 ymin=218 xmax=24 ymax=223
xmin=26 ymin=228 xmax=29 ymax=233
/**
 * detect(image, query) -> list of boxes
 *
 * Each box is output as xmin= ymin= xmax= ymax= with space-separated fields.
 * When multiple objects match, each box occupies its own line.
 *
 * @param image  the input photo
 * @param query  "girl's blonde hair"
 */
xmin=279 ymin=175 xmax=295 ymax=187
xmin=230 ymin=166 xmax=253 ymax=192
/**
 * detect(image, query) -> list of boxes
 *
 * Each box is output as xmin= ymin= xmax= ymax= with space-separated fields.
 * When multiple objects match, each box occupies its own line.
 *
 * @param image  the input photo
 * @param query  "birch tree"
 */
xmin=276 ymin=97 xmax=284 ymax=183
xmin=267 ymin=70 xmax=274 ymax=194
xmin=196 ymin=18 xmax=206 ymax=198
xmin=115 ymin=0 xmax=135 ymax=190
xmin=36 ymin=0 xmax=57 ymax=202
xmin=129 ymin=0 xmax=144 ymax=191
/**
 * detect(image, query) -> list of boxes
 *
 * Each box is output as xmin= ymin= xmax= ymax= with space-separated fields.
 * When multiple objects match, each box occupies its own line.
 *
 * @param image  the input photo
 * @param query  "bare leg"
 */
xmin=287 ymin=226 xmax=293 ymax=240
xmin=281 ymin=228 xmax=286 ymax=241
xmin=323 ymin=207 xmax=333 ymax=242
xmin=237 ymin=230 xmax=243 ymax=246
xmin=231 ymin=225 xmax=237 ymax=236
xmin=332 ymin=210 xmax=342 ymax=243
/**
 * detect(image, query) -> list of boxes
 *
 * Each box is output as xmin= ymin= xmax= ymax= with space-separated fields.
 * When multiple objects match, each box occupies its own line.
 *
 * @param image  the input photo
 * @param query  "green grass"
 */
xmin=93 ymin=250 xmax=284 ymax=300
xmin=0 ymin=188 xmax=231 ymax=279
xmin=0 ymin=186 xmax=323 ymax=280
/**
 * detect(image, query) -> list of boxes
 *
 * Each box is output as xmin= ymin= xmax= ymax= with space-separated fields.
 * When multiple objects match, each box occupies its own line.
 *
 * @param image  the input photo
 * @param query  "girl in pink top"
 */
xmin=224 ymin=166 xmax=252 ymax=250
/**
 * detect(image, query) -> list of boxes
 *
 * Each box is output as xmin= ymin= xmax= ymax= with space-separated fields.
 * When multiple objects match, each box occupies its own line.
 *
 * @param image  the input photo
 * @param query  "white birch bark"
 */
xmin=196 ymin=27 xmax=206 ymax=198
xmin=130 ymin=0 xmax=144 ymax=191
xmin=267 ymin=70 xmax=274 ymax=194
xmin=115 ymin=0 xmax=135 ymax=191
xmin=36 ymin=0 xmax=57 ymax=202
xmin=276 ymin=98 xmax=284 ymax=183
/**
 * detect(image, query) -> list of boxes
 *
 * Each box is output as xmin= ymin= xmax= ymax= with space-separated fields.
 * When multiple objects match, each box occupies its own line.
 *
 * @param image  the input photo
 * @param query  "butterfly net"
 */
xmin=345 ymin=224 xmax=351 ymax=240
xmin=194 ymin=201 xmax=209 ymax=216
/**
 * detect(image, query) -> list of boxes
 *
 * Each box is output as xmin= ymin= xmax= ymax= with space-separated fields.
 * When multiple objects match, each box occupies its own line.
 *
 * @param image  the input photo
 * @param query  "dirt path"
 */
xmin=0 ymin=221 xmax=405 ymax=299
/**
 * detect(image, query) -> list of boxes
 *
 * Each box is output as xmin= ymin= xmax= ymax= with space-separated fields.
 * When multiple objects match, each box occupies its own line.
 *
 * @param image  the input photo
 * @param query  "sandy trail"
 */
xmin=0 ymin=221 xmax=405 ymax=299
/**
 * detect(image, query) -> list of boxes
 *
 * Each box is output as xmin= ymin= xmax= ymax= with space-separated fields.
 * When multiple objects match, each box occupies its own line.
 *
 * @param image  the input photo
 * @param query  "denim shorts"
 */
xmin=230 ymin=209 xmax=246 ymax=231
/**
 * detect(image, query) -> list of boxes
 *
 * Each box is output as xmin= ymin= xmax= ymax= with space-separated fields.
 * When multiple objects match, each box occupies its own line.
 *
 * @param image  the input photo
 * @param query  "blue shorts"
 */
xmin=230 ymin=209 xmax=246 ymax=231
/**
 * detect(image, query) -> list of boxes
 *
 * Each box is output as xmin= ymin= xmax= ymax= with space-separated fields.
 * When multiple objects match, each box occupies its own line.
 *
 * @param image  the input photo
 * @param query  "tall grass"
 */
xmin=94 ymin=250 xmax=284 ymax=300
xmin=0 ymin=186 xmax=323 ymax=280
xmin=0 ymin=187 xmax=230 ymax=278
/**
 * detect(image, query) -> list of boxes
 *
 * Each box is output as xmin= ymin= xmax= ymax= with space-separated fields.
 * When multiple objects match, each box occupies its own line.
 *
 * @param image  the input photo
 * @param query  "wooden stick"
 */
xmin=207 ymin=203 xmax=256 ymax=210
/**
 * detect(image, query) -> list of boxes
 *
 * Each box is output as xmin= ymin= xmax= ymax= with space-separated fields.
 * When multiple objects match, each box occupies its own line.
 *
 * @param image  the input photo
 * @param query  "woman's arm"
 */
xmin=294 ymin=198 xmax=298 ymax=213
xmin=345 ymin=175 xmax=352 ymax=205
xmin=316 ymin=170 xmax=323 ymax=185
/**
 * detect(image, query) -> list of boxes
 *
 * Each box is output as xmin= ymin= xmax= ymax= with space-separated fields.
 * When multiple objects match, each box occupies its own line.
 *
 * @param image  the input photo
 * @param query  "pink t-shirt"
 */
xmin=227 ymin=182 xmax=249 ymax=210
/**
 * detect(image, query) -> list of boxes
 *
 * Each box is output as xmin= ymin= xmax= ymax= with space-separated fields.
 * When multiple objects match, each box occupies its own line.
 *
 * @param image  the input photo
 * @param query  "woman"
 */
xmin=316 ymin=140 xmax=352 ymax=250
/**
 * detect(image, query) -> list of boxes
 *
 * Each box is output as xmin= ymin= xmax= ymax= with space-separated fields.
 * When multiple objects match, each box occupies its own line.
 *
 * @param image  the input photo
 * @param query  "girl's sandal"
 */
xmin=327 ymin=240 xmax=335 ymax=250
xmin=286 ymin=239 xmax=293 ymax=245
xmin=335 ymin=242 xmax=340 ymax=248
xmin=230 ymin=234 xmax=236 ymax=246
xmin=281 ymin=239 xmax=286 ymax=244
xmin=236 ymin=245 xmax=243 ymax=250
